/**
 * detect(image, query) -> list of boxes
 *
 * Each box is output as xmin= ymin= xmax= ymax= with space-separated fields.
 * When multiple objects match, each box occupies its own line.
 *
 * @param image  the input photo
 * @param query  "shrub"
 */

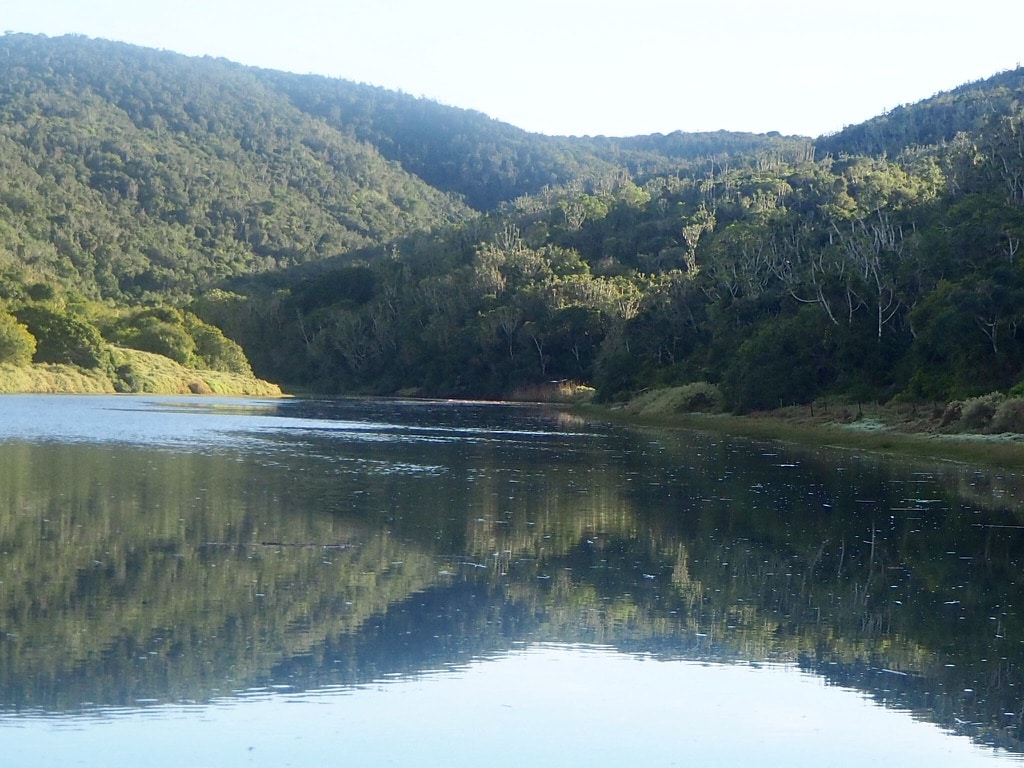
xmin=674 ymin=381 xmax=724 ymax=413
xmin=184 ymin=313 xmax=253 ymax=375
xmin=990 ymin=398 xmax=1024 ymax=434
xmin=14 ymin=305 xmax=107 ymax=368
xmin=939 ymin=401 xmax=962 ymax=427
xmin=623 ymin=383 xmax=724 ymax=416
xmin=958 ymin=392 xmax=1005 ymax=432
xmin=0 ymin=311 xmax=36 ymax=365
xmin=107 ymin=307 xmax=195 ymax=364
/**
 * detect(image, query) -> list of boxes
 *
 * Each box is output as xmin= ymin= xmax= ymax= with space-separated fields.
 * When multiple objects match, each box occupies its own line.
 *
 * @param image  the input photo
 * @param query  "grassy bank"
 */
xmin=0 ymin=363 xmax=116 ymax=394
xmin=579 ymin=388 xmax=1024 ymax=468
xmin=0 ymin=347 xmax=283 ymax=397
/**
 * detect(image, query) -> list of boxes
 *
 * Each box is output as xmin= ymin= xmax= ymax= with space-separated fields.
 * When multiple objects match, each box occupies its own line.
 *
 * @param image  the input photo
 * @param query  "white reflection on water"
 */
xmin=0 ymin=394 xmax=575 ymax=454
xmin=0 ymin=394 xmax=287 ymax=448
xmin=2 ymin=645 xmax=1019 ymax=768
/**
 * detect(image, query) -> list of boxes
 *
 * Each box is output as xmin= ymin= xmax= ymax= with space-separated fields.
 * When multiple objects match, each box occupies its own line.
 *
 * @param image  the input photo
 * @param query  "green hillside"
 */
xmin=218 ymin=65 xmax=1024 ymax=414
xmin=1 ymin=32 xmax=1023 ymax=414
xmin=0 ymin=33 xmax=471 ymax=302
xmin=263 ymin=68 xmax=813 ymax=210
xmin=816 ymin=66 xmax=1024 ymax=158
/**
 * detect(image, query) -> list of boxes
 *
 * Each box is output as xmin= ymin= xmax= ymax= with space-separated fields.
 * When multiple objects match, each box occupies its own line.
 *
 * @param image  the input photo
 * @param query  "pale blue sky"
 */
xmin=5 ymin=0 xmax=1024 ymax=137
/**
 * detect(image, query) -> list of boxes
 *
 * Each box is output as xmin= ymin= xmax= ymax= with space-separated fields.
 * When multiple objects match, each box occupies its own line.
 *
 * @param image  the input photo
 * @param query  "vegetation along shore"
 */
xmin=582 ymin=384 xmax=1024 ymax=467
xmin=1 ymin=34 xmax=1024 ymax=452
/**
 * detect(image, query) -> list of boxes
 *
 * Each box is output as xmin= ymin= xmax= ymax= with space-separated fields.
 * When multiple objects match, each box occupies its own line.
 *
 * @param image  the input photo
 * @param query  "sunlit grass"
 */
xmin=617 ymin=383 xmax=723 ymax=416
xmin=0 ymin=363 xmax=113 ymax=393
xmin=0 ymin=347 xmax=283 ymax=397
xmin=109 ymin=347 xmax=282 ymax=396
xmin=508 ymin=380 xmax=596 ymax=403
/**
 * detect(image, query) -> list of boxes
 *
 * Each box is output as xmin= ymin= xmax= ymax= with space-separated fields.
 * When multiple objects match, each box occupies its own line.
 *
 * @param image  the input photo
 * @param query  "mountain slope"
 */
xmin=0 ymin=33 xmax=823 ymax=303
xmin=4 ymin=33 xmax=1024 ymax=410
xmin=265 ymin=68 xmax=814 ymax=210
xmin=210 ymin=66 xmax=1024 ymax=407
xmin=816 ymin=66 xmax=1024 ymax=158
xmin=0 ymin=33 xmax=471 ymax=300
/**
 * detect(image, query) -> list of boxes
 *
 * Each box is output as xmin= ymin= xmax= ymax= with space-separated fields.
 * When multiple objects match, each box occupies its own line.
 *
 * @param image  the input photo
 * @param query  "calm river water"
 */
xmin=2 ymin=394 xmax=1024 ymax=766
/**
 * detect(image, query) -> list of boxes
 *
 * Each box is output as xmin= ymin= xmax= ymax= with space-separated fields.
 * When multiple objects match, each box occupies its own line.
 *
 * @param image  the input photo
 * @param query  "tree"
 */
xmin=14 ymin=305 xmax=107 ymax=368
xmin=184 ymin=313 xmax=253 ymax=375
xmin=108 ymin=307 xmax=196 ymax=365
xmin=828 ymin=210 xmax=909 ymax=341
xmin=723 ymin=306 xmax=838 ymax=412
xmin=0 ymin=311 xmax=36 ymax=365
xmin=680 ymin=204 xmax=716 ymax=275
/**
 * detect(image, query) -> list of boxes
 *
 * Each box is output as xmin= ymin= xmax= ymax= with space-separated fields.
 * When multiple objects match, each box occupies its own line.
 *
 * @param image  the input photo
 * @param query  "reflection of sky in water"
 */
xmin=2 ymin=645 xmax=1017 ymax=768
xmin=0 ymin=395 xmax=578 ymax=453
xmin=0 ymin=395 xmax=285 ymax=448
xmin=0 ymin=395 xmax=587 ymax=482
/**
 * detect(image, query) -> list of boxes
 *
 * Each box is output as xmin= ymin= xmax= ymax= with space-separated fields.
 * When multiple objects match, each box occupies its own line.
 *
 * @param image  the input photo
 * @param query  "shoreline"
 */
xmin=577 ymin=401 xmax=1024 ymax=468
xmin=0 ymin=354 xmax=283 ymax=398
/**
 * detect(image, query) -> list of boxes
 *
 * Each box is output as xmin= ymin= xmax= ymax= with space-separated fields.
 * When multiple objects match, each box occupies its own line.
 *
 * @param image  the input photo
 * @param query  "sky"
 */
xmin=4 ymin=0 xmax=1024 ymax=138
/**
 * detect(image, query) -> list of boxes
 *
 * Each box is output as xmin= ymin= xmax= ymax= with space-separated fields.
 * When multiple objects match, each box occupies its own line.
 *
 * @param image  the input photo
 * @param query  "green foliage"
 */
xmin=2 ymin=34 xmax=1024 ymax=408
xmin=817 ymin=66 xmax=1024 ymax=159
xmin=108 ymin=307 xmax=196 ymax=364
xmin=958 ymin=392 xmax=1007 ymax=432
xmin=13 ymin=304 xmax=108 ymax=369
xmin=673 ymin=381 xmax=724 ymax=413
xmin=0 ymin=34 xmax=472 ymax=303
xmin=101 ymin=305 xmax=254 ymax=375
xmin=238 ymin=105 xmax=1024 ymax=407
xmin=0 ymin=310 xmax=36 ymax=365
xmin=723 ymin=308 xmax=838 ymax=413
xmin=106 ymin=347 xmax=278 ymax=395
xmin=184 ymin=313 xmax=253 ymax=375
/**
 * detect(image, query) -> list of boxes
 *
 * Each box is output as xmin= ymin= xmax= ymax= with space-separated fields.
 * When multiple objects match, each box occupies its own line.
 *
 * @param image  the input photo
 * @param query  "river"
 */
xmin=1 ymin=394 xmax=1023 ymax=766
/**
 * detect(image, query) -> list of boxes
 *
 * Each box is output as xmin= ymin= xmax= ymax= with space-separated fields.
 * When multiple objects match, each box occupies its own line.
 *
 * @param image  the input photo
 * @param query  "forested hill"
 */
xmin=0 ymin=32 xmax=807 ymax=300
xmin=2 ymin=32 xmax=1024 ymax=416
xmin=0 ymin=33 xmax=472 ymax=300
xmin=261 ymin=67 xmax=814 ymax=210
xmin=210 ymin=62 xmax=1024 ymax=413
xmin=816 ymin=66 xmax=1024 ymax=158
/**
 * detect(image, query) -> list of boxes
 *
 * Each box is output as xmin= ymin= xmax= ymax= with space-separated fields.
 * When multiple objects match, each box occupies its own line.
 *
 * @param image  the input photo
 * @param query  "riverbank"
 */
xmin=580 ymin=395 xmax=1024 ymax=468
xmin=0 ymin=347 xmax=283 ymax=397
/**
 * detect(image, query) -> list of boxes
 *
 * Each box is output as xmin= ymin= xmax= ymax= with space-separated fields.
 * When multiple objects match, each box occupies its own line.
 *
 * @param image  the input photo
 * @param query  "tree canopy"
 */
xmin=3 ymin=33 xmax=1024 ymax=409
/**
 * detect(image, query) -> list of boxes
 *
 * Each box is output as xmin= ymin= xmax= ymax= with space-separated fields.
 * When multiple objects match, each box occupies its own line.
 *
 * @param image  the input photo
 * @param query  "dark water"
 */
xmin=1 ymin=394 xmax=1023 ymax=766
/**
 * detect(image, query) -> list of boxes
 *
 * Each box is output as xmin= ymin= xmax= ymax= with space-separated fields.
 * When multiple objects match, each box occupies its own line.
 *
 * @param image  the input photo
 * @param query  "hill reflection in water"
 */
xmin=1 ymin=395 xmax=1024 ymax=765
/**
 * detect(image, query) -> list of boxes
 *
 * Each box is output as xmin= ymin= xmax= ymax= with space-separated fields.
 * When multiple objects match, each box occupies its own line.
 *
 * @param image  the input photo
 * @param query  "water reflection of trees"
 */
xmin=3 ymin=411 xmax=1024 ymax=751
xmin=618 ymin=429 xmax=1024 ymax=750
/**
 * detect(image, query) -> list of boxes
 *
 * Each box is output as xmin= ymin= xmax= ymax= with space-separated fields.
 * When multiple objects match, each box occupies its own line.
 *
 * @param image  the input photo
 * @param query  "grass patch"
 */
xmin=0 ymin=347 xmax=282 ymax=397
xmin=110 ymin=347 xmax=283 ymax=396
xmin=619 ymin=383 xmax=724 ymax=417
xmin=0 ymin=363 xmax=114 ymax=393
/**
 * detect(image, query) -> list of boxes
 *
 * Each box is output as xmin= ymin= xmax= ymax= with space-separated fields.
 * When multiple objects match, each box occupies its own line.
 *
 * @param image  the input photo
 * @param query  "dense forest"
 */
xmin=1 ymin=33 xmax=1024 ymax=412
